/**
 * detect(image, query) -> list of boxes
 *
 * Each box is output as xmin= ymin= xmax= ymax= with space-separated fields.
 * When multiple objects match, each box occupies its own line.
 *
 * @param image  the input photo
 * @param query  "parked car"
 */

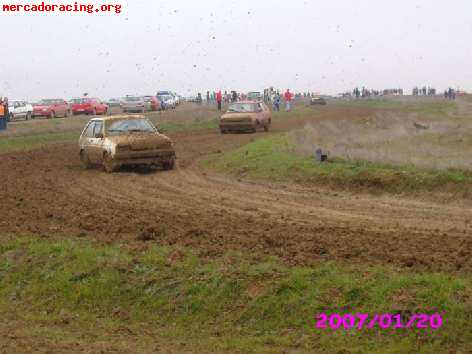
xmin=171 ymin=92 xmax=181 ymax=106
xmin=122 ymin=96 xmax=146 ymax=113
xmin=157 ymin=94 xmax=176 ymax=110
xmin=105 ymin=98 xmax=122 ymax=108
xmin=78 ymin=115 xmax=175 ymax=173
xmin=143 ymin=96 xmax=161 ymax=111
xmin=70 ymin=98 xmax=108 ymax=115
xmin=310 ymin=97 xmax=327 ymax=105
xmin=247 ymin=91 xmax=263 ymax=101
xmin=33 ymin=99 xmax=71 ymax=118
xmin=219 ymin=101 xmax=271 ymax=133
xmin=7 ymin=100 xmax=33 ymax=121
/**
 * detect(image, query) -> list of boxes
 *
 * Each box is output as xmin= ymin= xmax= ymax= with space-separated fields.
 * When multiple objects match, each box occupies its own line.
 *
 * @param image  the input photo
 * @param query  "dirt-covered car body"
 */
xmin=219 ymin=101 xmax=271 ymax=133
xmin=78 ymin=115 xmax=175 ymax=172
xmin=310 ymin=97 xmax=327 ymax=105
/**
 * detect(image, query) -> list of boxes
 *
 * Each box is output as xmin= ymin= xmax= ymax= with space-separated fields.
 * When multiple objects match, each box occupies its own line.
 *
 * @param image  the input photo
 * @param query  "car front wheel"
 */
xmin=163 ymin=157 xmax=175 ymax=171
xmin=80 ymin=150 xmax=92 ymax=169
xmin=103 ymin=153 xmax=118 ymax=173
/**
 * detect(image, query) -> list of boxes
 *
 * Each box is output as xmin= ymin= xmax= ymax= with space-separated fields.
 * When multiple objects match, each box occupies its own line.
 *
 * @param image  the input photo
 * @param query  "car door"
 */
xmin=262 ymin=103 xmax=271 ymax=124
xmin=256 ymin=103 xmax=265 ymax=127
xmin=80 ymin=120 xmax=104 ymax=163
xmin=89 ymin=120 xmax=105 ymax=162
xmin=17 ymin=102 xmax=26 ymax=117
xmin=80 ymin=121 xmax=95 ymax=159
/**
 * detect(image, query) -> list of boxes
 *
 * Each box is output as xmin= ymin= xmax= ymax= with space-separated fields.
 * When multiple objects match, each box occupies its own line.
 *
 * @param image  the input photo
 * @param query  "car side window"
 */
xmin=93 ymin=121 xmax=103 ymax=137
xmin=83 ymin=122 xmax=95 ymax=138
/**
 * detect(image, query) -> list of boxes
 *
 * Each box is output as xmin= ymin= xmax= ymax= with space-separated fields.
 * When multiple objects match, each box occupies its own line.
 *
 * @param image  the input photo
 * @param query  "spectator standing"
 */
xmin=0 ymin=97 xmax=7 ymax=130
xmin=284 ymin=89 xmax=293 ymax=112
xmin=273 ymin=93 xmax=281 ymax=111
xmin=216 ymin=90 xmax=222 ymax=111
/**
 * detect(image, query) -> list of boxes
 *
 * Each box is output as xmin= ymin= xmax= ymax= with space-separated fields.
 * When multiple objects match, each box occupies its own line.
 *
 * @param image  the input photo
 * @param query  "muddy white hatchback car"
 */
xmin=219 ymin=101 xmax=271 ymax=133
xmin=79 ymin=115 xmax=175 ymax=172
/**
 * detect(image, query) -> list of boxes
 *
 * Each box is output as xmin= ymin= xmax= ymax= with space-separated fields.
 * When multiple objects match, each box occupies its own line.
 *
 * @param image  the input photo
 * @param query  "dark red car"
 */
xmin=143 ymin=96 xmax=162 ymax=111
xmin=70 ymin=98 xmax=108 ymax=115
xmin=33 ymin=99 xmax=71 ymax=119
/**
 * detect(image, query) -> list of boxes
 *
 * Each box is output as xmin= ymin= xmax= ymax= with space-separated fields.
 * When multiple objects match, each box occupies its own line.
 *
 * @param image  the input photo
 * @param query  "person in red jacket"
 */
xmin=284 ymin=89 xmax=293 ymax=112
xmin=216 ymin=90 xmax=222 ymax=111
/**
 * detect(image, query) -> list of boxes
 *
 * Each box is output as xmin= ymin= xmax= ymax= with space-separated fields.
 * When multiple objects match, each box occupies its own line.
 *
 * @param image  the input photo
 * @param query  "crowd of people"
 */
xmin=195 ymin=88 xmax=296 ymax=112
xmin=444 ymin=88 xmax=456 ymax=100
xmin=412 ymin=86 xmax=436 ymax=96
xmin=348 ymin=87 xmax=404 ymax=98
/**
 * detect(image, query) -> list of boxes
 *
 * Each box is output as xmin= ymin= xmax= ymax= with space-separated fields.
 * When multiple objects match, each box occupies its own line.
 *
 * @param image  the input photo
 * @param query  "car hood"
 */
xmin=107 ymin=133 xmax=172 ymax=150
xmin=221 ymin=112 xmax=255 ymax=120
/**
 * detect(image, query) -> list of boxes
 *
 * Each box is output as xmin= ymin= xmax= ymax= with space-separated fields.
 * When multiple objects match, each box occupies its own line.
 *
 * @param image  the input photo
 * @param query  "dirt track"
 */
xmin=1 ymin=105 xmax=471 ymax=272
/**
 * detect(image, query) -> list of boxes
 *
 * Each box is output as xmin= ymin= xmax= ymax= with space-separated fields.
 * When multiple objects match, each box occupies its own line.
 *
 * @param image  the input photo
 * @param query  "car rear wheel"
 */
xmin=103 ymin=153 xmax=118 ymax=173
xmin=80 ymin=150 xmax=92 ymax=169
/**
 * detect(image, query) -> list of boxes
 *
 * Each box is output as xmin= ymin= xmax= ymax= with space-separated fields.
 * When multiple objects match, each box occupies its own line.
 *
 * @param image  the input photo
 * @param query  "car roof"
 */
xmin=90 ymin=114 xmax=147 ymax=122
xmin=231 ymin=100 xmax=261 ymax=104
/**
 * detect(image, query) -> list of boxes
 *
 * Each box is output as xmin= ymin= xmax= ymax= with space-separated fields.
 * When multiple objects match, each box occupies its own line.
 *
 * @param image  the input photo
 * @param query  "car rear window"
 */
xmin=227 ymin=103 xmax=257 ymax=113
xmin=124 ymin=97 xmax=141 ymax=102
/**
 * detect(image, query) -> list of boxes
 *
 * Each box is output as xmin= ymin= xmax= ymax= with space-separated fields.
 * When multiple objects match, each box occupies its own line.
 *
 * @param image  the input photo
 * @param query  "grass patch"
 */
xmin=0 ymin=236 xmax=470 ymax=352
xmin=337 ymin=98 xmax=456 ymax=118
xmin=0 ymin=131 xmax=79 ymax=153
xmin=159 ymin=119 xmax=218 ymax=133
xmin=203 ymin=134 xmax=472 ymax=193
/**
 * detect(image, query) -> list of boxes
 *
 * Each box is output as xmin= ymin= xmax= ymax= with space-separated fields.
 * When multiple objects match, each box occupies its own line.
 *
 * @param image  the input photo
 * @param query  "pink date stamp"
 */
xmin=315 ymin=312 xmax=444 ymax=330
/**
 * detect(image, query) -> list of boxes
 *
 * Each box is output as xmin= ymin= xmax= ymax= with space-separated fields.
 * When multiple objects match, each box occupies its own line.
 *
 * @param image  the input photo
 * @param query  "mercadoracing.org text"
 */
xmin=1 ymin=1 xmax=123 ymax=14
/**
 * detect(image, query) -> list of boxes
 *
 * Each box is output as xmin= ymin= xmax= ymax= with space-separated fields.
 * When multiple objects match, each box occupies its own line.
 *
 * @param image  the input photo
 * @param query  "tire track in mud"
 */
xmin=1 ymin=106 xmax=471 ymax=271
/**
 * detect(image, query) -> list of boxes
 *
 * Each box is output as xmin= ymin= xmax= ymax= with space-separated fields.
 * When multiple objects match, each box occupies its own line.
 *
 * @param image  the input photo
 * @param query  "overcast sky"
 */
xmin=2 ymin=0 xmax=472 ymax=100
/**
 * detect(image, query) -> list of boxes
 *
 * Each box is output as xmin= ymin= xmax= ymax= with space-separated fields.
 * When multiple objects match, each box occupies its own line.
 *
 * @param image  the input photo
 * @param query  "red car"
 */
xmin=70 ymin=98 xmax=108 ymax=115
xmin=143 ymin=96 xmax=162 ymax=111
xmin=33 ymin=99 xmax=71 ymax=119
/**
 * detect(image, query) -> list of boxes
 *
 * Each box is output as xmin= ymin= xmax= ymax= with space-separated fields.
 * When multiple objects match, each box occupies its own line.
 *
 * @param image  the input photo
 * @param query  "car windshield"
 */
xmin=37 ymin=99 xmax=56 ymax=105
xmin=227 ymin=103 xmax=257 ymax=113
xmin=70 ymin=98 xmax=85 ymax=104
xmin=124 ymin=97 xmax=141 ymax=102
xmin=107 ymin=119 xmax=156 ymax=135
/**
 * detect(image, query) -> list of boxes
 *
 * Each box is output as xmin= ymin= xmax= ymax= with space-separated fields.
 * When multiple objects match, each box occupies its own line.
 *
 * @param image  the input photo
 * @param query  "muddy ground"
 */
xmin=1 ymin=103 xmax=471 ymax=272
